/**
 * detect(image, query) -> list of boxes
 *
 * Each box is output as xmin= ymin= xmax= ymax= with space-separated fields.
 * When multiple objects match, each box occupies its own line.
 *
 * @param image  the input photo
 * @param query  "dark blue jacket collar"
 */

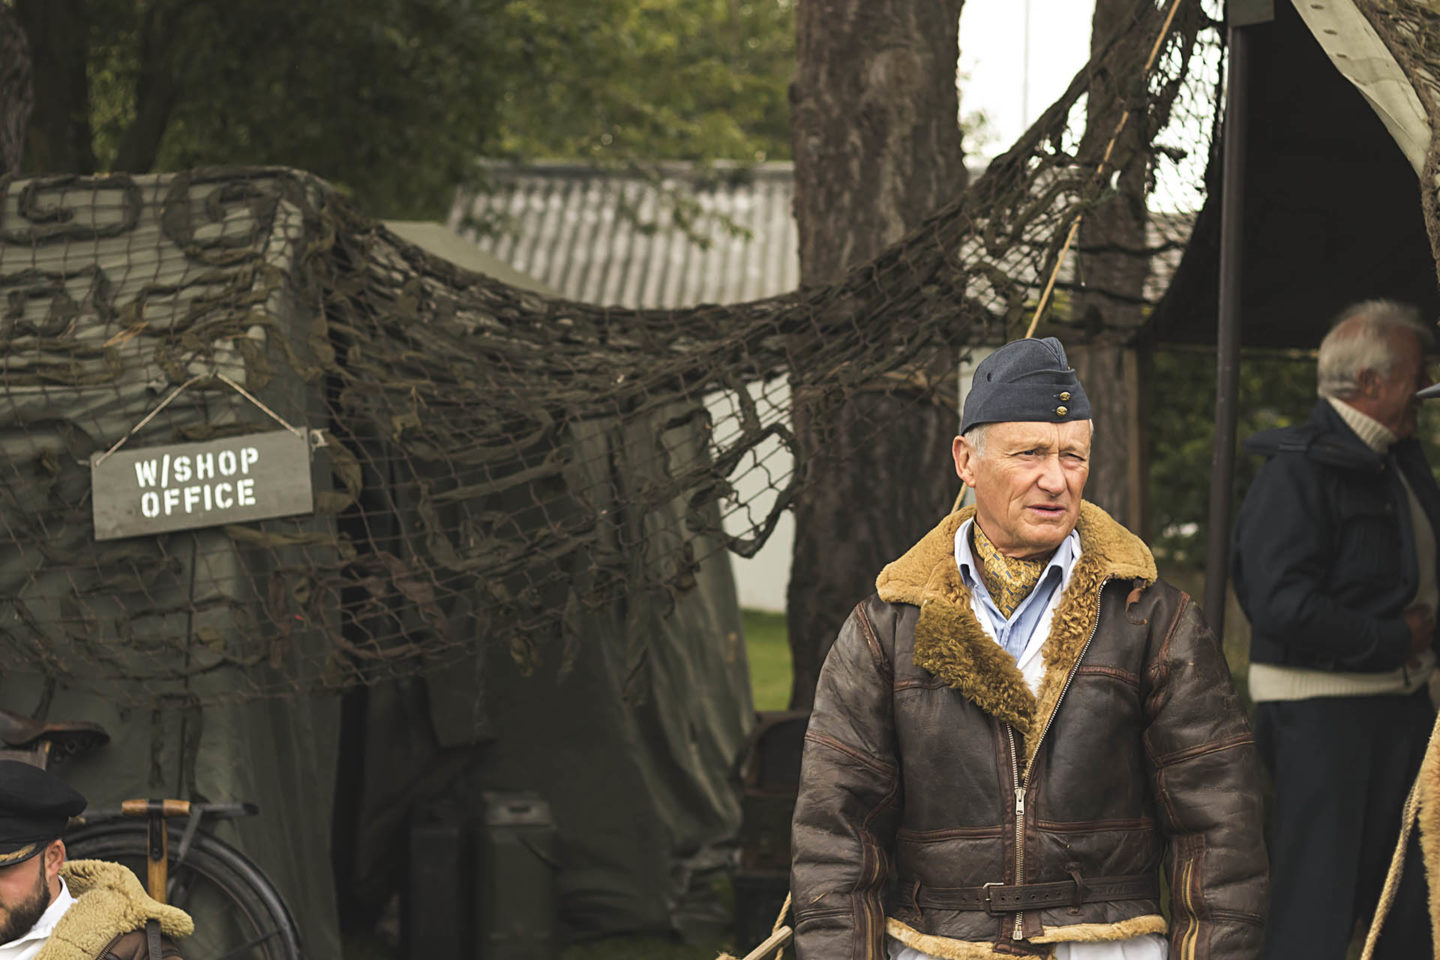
xmin=1243 ymin=399 xmax=1387 ymax=472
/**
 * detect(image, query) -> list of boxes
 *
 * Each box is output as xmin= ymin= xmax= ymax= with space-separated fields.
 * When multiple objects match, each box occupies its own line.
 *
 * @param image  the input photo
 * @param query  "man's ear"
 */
xmin=44 ymin=839 xmax=64 ymax=883
xmin=952 ymin=435 xmax=977 ymax=487
xmin=1357 ymin=368 xmax=1380 ymax=397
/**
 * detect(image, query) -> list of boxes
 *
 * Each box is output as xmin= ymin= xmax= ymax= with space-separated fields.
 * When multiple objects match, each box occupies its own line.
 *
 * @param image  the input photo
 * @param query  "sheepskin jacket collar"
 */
xmin=35 ymin=861 xmax=192 ymax=960
xmin=875 ymin=501 xmax=1156 ymax=763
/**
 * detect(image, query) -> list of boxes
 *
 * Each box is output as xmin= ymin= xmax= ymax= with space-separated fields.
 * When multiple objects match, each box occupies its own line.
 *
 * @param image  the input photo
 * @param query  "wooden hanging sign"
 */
xmin=91 ymin=429 xmax=314 ymax=541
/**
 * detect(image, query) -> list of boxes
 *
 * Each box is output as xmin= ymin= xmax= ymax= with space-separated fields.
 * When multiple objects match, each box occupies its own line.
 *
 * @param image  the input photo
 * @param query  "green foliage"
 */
xmin=78 ymin=0 xmax=511 ymax=218
xmin=497 ymin=0 xmax=794 ymax=165
xmin=1146 ymin=349 xmax=1314 ymax=567
xmin=33 ymin=0 xmax=795 ymax=219
xmin=1148 ymin=349 xmax=1440 ymax=567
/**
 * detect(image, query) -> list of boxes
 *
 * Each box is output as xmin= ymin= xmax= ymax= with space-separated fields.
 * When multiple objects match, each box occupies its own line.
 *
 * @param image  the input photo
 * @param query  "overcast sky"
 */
xmin=960 ymin=0 xmax=1098 ymax=157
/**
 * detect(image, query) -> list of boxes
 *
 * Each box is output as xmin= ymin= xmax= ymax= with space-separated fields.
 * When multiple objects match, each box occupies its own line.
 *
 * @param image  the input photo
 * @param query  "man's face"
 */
xmin=0 ymin=851 xmax=50 ymax=946
xmin=953 ymin=419 xmax=1091 ymax=560
xmin=1366 ymin=330 xmax=1431 ymax=438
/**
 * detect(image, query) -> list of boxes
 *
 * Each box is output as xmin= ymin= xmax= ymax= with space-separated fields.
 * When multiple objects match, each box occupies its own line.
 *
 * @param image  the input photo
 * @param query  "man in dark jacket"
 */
xmin=1232 ymin=299 xmax=1439 ymax=959
xmin=0 ymin=761 xmax=191 ymax=960
xmin=791 ymin=337 xmax=1267 ymax=960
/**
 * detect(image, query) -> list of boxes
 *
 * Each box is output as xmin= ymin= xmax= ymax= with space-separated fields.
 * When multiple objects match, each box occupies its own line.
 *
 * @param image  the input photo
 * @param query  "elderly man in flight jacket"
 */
xmin=790 ymin=337 xmax=1267 ymax=960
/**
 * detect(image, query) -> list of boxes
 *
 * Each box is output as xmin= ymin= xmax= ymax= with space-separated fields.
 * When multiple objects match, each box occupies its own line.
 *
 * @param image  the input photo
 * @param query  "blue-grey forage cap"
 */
xmin=960 ymin=337 xmax=1091 ymax=435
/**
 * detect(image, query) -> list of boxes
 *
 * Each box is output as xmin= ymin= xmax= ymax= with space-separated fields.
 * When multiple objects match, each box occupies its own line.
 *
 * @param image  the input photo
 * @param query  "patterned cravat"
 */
xmin=971 ymin=523 xmax=1050 ymax=619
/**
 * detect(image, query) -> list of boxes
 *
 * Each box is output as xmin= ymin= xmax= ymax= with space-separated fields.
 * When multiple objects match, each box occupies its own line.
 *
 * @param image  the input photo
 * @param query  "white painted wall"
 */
xmin=709 ymin=380 xmax=796 ymax=612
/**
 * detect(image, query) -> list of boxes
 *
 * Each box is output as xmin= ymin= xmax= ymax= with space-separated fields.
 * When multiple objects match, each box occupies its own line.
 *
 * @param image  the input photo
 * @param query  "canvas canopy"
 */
xmin=1155 ymin=0 xmax=1440 ymax=347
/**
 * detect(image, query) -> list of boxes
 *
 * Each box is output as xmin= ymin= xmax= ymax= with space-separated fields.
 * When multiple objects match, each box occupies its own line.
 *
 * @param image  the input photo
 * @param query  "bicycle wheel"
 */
xmin=65 ymin=822 xmax=302 ymax=960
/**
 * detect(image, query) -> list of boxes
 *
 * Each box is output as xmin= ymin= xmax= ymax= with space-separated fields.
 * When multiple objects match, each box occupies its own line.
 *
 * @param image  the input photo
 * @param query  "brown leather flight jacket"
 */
xmin=790 ymin=503 xmax=1267 ymax=960
xmin=94 ymin=928 xmax=182 ymax=960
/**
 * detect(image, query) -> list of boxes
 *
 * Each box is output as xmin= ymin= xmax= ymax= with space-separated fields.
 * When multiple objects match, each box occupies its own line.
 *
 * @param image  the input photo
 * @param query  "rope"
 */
xmin=1360 ymin=709 xmax=1440 ymax=958
xmin=770 ymin=892 xmax=792 ymax=960
xmin=214 ymin=373 xmax=308 ymax=438
xmin=1359 ymin=772 xmax=1421 ymax=959
xmin=91 ymin=373 xmax=308 ymax=468
xmin=717 ymin=892 xmax=792 ymax=960
xmin=1024 ymin=0 xmax=1188 ymax=340
xmin=92 ymin=375 xmax=205 ymax=465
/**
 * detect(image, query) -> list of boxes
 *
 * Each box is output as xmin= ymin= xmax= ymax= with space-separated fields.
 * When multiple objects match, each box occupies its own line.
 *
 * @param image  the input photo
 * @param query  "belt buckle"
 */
xmin=982 ymin=881 xmax=1005 ymax=916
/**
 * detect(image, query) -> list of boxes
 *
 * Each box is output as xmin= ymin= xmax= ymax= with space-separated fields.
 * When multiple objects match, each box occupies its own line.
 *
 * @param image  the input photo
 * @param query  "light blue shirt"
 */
xmin=955 ymin=518 xmax=1078 ymax=663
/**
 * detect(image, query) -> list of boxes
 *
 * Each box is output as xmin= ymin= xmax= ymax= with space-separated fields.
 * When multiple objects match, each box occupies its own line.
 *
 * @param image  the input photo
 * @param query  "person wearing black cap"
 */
xmin=0 ymin=761 xmax=191 ymax=960
xmin=790 ymin=337 xmax=1266 ymax=960
xmin=1232 ymin=299 xmax=1440 ymax=959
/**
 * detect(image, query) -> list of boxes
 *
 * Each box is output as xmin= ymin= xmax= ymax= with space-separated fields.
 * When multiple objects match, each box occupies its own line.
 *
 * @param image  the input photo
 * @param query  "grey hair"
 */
xmin=963 ymin=423 xmax=990 ymax=457
xmin=1316 ymin=299 xmax=1433 ymax=399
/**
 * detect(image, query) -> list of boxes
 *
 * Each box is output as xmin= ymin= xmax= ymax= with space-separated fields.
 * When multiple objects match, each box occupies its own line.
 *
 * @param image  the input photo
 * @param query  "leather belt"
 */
xmin=910 ymin=873 xmax=1159 ymax=914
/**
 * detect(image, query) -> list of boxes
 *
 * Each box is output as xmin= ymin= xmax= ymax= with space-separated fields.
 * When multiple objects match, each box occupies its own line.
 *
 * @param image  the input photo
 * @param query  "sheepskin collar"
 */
xmin=36 ymin=861 xmax=192 ymax=960
xmin=875 ymin=501 xmax=1156 ymax=768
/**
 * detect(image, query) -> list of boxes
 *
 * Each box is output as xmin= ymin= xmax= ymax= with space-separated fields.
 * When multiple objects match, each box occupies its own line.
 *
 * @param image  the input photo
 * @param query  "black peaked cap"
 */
xmin=0 ymin=760 xmax=86 ymax=866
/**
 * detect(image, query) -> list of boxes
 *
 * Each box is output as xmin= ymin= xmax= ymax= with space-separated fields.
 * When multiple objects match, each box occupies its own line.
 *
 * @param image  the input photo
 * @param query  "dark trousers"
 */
xmin=1256 ymin=691 xmax=1433 ymax=960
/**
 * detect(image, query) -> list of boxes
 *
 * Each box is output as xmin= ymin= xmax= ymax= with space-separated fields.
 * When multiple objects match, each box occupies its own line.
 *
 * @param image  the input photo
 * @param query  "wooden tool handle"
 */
xmin=120 ymin=798 xmax=191 ymax=817
xmin=739 ymin=926 xmax=792 ymax=960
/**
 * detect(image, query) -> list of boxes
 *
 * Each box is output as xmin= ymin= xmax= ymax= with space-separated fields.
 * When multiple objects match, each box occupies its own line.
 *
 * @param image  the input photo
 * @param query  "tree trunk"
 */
xmin=1071 ymin=0 xmax=1154 ymax=532
xmin=15 ymin=0 xmax=94 ymax=174
xmin=786 ymin=0 xmax=966 ymax=709
xmin=1069 ymin=344 xmax=1148 ymax=533
xmin=114 ymin=1 xmax=184 ymax=173
xmin=0 ymin=2 xmax=32 ymax=176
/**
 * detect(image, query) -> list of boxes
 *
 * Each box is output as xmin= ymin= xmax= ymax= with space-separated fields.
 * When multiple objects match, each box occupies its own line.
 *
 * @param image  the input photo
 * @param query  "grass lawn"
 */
xmin=741 ymin=608 xmax=792 ymax=711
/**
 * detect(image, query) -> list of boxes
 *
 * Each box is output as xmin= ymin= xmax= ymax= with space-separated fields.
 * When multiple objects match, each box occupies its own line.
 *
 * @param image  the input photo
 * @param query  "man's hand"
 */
xmin=1404 ymin=603 xmax=1435 ymax=667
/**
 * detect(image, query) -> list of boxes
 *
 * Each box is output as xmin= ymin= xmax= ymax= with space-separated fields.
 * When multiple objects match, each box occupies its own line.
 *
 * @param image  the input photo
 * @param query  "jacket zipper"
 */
xmin=1006 ymin=726 xmax=1026 ymax=940
xmin=1004 ymin=576 xmax=1110 ymax=941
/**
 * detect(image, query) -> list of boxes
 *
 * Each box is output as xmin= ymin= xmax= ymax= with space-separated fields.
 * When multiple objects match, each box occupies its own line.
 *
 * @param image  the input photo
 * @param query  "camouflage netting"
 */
xmin=0 ymin=0 xmax=1232 ymax=704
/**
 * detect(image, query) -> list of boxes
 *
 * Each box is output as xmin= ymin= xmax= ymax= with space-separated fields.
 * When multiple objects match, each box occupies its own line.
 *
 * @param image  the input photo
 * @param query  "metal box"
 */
xmin=405 ymin=801 xmax=474 ymax=960
xmin=477 ymin=792 xmax=559 ymax=959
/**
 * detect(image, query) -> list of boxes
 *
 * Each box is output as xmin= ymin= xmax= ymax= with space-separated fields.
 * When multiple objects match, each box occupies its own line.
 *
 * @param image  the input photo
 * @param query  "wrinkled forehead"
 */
xmin=985 ymin=419 xmax=1093 ymax=448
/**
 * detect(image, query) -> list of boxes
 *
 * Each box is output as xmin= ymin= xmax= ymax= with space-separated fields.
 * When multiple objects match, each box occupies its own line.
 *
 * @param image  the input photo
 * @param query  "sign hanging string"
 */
xmin=93 ymin=374 xmax=308 ymax=468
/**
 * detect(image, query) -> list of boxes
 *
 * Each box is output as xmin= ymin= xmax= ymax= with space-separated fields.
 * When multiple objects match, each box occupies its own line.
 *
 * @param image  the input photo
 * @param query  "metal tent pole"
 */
xmin=1202 ymin=17 xmax=1252 ymax=637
